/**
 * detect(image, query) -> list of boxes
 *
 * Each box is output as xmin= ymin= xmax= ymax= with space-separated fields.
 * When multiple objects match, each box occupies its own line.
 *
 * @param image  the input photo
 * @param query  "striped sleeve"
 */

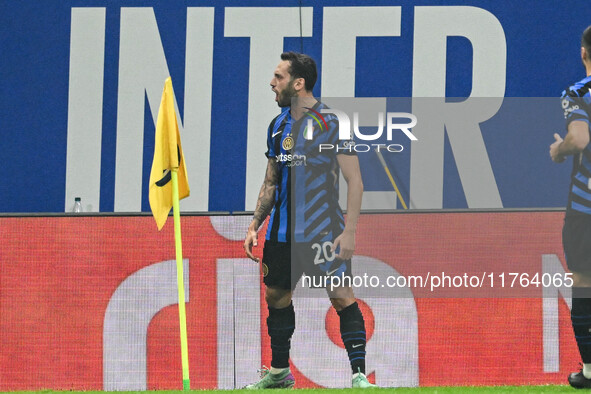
xmin=562 ymin=87 xmax=591 ymax=126
xmin=265 ymin=117 xmax=278 ymax=158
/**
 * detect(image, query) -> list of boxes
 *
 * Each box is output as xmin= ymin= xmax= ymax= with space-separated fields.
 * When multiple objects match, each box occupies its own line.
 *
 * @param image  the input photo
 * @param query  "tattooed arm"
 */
xmin=244 ymin=158 xmax=279 ymax=261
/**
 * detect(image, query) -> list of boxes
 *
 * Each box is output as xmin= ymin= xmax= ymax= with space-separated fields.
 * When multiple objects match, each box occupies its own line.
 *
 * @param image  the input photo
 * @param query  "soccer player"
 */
xmin=243 ymin=52 xmax=375 ymax=389
xmin=549 ymin=25 xmax=591 ymax=389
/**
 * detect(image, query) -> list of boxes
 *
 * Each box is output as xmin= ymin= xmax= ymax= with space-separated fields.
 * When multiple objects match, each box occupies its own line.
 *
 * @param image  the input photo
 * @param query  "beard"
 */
xmin=276 ymin=80 xmax=297 ymax=107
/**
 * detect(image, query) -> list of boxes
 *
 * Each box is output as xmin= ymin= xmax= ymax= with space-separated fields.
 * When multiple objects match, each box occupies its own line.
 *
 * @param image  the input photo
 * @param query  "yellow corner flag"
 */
xmin=149 ymin=77 xmax=192 ymax=391
xmin=149 ymin=77 xmax=190 ymax=230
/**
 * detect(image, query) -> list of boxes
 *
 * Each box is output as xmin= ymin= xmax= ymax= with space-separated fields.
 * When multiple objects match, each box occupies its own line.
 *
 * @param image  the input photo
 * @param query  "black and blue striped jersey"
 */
xmin=562 ymin=75 xmax=591 ymax=215
xmin=264 ymin=101 xmax=355 ymax=243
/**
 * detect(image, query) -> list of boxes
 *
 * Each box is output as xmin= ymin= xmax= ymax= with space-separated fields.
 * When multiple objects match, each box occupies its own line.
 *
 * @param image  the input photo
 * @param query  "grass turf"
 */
xmin=7 ymin=386 xmax=578 ymax=394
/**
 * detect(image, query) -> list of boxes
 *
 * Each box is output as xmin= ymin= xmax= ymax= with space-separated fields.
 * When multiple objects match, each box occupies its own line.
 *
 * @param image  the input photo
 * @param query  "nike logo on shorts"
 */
xmin=326 ymin=268 xmax=340 ymax=276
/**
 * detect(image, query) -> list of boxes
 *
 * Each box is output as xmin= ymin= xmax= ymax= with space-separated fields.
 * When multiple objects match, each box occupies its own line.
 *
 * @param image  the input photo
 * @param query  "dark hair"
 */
xmin=280 ymin=52 xmax=317 ymax=92
xmin=582 ymin=25 xmax=591 ymax=61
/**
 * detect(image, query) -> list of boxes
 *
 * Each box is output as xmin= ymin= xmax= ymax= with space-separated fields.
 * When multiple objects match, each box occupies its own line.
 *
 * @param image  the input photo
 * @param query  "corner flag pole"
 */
xmin=374 ymin=148 xmax=408 ymax=210
xmin=171 ymin=169 xmax=191 ymax=391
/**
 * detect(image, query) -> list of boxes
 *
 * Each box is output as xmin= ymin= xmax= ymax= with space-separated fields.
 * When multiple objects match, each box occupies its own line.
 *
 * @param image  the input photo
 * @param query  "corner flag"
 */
xmin=149 ymin=77 xmax=190 ymax=230
xmin=149 ymin=77 xmax=192 ymax=390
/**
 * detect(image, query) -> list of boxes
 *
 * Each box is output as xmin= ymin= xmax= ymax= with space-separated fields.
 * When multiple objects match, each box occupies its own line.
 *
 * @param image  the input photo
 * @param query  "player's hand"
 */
xmin=550 ymin=133 xmax=566 ymax=163
xmin=332 ymin=230 xmax=355 ymax=260
xmin=244 ymin=226 xmax=260 ymax=262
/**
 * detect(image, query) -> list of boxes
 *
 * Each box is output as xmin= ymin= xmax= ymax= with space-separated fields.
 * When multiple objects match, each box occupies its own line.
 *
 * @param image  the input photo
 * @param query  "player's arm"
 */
xmin=332 ymin=154 xmax=364 ymax=260
xmin=550 ymin=120 xmax=590 ymax=163
xmin=244 ymin=158 xmax=279 ymax=261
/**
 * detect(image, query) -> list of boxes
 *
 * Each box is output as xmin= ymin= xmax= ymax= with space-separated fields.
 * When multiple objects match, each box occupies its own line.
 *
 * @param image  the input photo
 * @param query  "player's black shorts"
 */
xmin=261 ymin=240 xmax=352 ymax=290
xmin=563 ymin=214 xmax=591 ymax=273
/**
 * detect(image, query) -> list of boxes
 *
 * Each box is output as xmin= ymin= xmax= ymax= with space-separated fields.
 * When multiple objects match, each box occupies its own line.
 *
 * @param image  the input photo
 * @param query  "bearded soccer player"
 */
xmin=549 ymin=25 xmax=591 ymax=389
xmin=243 ymin=52 xmax=375 ymax=389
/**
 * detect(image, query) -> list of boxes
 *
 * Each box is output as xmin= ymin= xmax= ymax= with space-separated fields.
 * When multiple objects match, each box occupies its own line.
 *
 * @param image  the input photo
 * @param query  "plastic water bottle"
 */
xmin=73 ymin=197 xmax=82 ymax=213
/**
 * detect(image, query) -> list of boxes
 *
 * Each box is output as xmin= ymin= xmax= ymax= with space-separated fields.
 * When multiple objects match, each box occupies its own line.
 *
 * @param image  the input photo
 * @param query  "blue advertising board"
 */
xmin=1 ymin=1 xmax=589 ymax=212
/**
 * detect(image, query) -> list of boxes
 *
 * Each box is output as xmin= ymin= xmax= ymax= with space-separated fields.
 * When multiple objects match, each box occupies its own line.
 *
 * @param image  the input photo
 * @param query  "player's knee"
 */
xmin=328 ymin=285 xmax=355 ymax=306
xmin=265 ymin=287 xmax=292 ymax=308
xmin=329 ymin=295 xmax=356 ymax=312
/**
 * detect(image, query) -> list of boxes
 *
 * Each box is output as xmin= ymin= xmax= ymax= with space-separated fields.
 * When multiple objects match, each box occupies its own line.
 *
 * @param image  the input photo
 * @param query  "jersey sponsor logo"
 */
xmin=276 ymin=153 xmax=307 ymax=167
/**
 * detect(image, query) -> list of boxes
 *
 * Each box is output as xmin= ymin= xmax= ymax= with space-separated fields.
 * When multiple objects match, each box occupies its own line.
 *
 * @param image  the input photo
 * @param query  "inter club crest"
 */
xmin=282 ymin=135 xmax=294 ymax=150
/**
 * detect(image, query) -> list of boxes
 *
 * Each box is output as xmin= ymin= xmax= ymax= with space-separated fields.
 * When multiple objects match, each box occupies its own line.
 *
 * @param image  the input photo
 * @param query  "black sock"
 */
xmin=267 ymin=302 xmax=295 ymax=369
xmin=337 ymin=301 xmax=366 ymax=374
xmin=572 ymin=287 xmax=591 ymax=363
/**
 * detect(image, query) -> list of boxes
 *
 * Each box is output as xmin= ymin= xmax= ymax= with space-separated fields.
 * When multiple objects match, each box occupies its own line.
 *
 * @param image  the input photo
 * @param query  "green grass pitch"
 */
xmin=7 ymin=386 xmax=579 ymax=394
